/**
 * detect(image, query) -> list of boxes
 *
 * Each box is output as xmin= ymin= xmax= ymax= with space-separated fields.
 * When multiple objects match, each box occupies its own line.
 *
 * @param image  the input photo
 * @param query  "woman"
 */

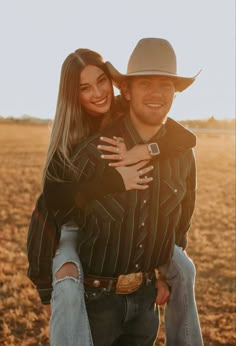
xmin=28 ymin=48 xmax=200 ymax=345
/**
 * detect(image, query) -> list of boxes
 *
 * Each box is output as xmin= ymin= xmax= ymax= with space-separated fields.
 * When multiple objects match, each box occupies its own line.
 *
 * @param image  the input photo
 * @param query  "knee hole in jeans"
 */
xmin=55 ymin=261 xmax=79 ymax=280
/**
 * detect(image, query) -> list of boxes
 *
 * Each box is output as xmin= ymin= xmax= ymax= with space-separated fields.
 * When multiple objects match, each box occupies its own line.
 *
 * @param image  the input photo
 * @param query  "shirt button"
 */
xmin=174 ymin=189 xmax=178 ymax=193
xmin=141 ymin=222 xmax=145 ymax=226
xmin=143 ymin=200 xmax=147 ymax=204
xmin=139 ymin=244 xmax=143 ymax=248
xmin=135 ymin=264 xmax=139 ymax=269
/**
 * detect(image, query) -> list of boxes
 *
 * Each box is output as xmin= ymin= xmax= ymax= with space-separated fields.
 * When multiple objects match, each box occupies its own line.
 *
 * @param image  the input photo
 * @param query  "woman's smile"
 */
xmin=80 ymin=65 xmax=113 ymax=116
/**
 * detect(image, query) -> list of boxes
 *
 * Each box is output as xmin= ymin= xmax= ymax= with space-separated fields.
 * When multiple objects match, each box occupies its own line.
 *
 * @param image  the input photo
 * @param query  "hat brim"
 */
xmin=106 ymin=61 xmax=201 ymax=92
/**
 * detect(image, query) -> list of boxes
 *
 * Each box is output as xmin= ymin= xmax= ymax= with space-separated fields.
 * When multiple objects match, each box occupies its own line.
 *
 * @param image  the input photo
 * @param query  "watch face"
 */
xmin=149 ymin=143 xmax=160 ymax=155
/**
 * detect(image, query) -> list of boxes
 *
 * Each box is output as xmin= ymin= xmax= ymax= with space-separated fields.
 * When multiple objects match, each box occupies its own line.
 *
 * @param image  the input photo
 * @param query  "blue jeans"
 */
xmin=50 ymin=227 xmax=93 ymax=346
xmin=85 ymin=282 xmax=159 ymax=346
xmin=50 ymin=229 xmax=203 ymax=345
xmin=159 ymin=245 xmax=203 ymax=346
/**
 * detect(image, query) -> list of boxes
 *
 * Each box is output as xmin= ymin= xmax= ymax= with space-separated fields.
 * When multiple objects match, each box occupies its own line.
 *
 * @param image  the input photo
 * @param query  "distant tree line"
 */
xmin=0 ymin=115 xmax=51 ymax=125
xmin=0 ymin=115 xmax=235 ymax=130
xmin=180 ymin=116 xmax=235 ymax=130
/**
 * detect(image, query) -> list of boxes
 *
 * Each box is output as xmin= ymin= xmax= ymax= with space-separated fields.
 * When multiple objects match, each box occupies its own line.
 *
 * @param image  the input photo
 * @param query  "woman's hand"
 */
xmin=115 ymin=160 xmax=154 ymax=191
xmin=97 ymin=136 xmax=151 ymax=167
xmin=155 ymin=277 xmax=170 ymax=306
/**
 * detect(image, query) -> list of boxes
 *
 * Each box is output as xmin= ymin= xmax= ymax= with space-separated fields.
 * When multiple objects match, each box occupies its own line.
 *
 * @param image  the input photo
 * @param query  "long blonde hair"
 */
xmin=42 ymin=49 xmax=114 ymax=185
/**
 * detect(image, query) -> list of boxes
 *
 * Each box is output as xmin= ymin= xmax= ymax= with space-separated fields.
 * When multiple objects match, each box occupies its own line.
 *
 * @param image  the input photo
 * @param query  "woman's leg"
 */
xmin=50 ymin=226 xmax=93 ymax=346
xmin=159 ymin=245 xmax=203 ymax=346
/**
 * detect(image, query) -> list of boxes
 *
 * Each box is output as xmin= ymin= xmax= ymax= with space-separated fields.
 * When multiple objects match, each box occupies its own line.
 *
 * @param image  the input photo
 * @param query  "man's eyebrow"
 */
xmin=80 ymin=72 xmax=105 ymax=87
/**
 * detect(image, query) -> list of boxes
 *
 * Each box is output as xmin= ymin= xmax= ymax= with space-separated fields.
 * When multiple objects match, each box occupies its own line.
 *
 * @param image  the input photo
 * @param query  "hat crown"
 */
xmin=127 ymin=38 xmax=177 ymax=76
xmin=105 ymin=36 xmax=199 ymax=92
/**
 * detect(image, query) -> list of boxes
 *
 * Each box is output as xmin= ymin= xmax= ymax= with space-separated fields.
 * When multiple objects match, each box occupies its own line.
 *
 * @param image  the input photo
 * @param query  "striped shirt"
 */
xmin=69 ymin=115 xmax=196 ymax=277
xmin=27 ymin=115 xmax=196 ymax=303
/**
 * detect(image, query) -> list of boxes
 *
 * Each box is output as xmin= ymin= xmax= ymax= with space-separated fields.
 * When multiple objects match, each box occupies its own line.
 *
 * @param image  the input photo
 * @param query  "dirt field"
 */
xmin=0 ymin=122 xmax=235 ymax=346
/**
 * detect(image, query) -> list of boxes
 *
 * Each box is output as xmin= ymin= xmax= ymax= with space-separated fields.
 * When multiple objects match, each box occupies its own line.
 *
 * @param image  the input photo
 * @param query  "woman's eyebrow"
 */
xmin=80 ymin=82 xmax=88 ymax=87
xmin=80 ymin=72 xmax=105 ymax=87
xmin=97 ymin=72 xmax=106 ymax=80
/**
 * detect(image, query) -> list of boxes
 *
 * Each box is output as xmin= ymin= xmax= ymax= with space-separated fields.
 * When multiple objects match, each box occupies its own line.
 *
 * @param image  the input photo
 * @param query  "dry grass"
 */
xmin=0 ymin=123 xmax=235 ymax=345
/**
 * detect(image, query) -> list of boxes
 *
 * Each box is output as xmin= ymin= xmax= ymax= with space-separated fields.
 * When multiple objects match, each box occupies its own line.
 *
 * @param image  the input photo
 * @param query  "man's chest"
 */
xmin=86 ymin=152 xmax=190 ymax=223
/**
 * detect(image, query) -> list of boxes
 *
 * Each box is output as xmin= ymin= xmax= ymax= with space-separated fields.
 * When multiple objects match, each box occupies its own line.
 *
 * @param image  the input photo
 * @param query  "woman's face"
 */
xmin=79 ymin=65 xmax=113 ymax=116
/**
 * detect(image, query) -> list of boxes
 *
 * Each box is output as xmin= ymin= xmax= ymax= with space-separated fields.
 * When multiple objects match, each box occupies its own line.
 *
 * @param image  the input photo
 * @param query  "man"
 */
xmin=64 ymin=38 xmax=202 ymax=345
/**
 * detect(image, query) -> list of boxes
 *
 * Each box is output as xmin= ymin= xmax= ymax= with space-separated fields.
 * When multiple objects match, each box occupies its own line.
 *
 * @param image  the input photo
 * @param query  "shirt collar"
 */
xmin=124 ymin=113 xmax=166 ymax=147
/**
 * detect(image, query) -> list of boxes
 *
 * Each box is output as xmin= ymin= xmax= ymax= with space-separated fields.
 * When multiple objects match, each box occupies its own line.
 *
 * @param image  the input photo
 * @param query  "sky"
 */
xmin=0 ymin=0 xmax=235 ymax=121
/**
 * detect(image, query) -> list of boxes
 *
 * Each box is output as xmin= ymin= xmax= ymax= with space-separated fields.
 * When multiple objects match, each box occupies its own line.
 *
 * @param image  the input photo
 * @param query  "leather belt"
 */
xmin=84 ymin=271 xmax=155 ymax=295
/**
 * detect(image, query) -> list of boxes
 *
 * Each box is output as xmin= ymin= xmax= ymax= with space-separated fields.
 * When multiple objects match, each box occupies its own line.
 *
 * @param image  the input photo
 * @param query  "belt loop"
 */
xmin=145 ymin=272 xmax=152 ymax=286
xmin=107 ymin=279 xmax=113 ymax=292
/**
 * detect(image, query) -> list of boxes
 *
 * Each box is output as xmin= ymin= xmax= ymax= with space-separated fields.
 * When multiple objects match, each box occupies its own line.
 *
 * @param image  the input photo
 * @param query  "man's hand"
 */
xmin=44 ymin=304 xmax=51 ymax=317
xmin=155 ymin=277 xmax=170 ymax=306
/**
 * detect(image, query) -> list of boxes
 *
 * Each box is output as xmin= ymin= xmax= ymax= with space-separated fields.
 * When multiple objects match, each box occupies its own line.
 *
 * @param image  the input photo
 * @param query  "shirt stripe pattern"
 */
xmin=70 ymin=116 xmax=196 ymax=277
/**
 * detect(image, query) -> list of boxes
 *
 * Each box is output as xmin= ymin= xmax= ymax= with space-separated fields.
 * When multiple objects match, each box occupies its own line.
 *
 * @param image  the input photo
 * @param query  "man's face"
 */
xmin=125 ymin=76 xmax=175 ymax=127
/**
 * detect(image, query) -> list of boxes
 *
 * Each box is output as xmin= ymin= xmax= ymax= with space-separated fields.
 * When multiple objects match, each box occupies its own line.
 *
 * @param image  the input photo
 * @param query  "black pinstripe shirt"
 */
xmin=27 ymin=115 xmax=196 ymax=303
xmin=69 ymin=115 xmax=196 ymax=277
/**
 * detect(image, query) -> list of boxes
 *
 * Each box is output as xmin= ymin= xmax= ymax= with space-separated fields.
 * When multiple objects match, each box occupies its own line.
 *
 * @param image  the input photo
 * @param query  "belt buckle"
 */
xmin=115 ymin=272 xmax=143 ymax=294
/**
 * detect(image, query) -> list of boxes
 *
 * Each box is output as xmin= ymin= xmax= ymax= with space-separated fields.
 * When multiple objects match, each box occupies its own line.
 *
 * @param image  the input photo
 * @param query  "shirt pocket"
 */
xmin=159 ymin=179 xmax=186 ymax=216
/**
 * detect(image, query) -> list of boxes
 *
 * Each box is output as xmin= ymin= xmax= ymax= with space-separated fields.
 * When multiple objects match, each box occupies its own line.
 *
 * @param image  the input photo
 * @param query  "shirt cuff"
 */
xmin=37 ymin=286 xmax=53 ymax=305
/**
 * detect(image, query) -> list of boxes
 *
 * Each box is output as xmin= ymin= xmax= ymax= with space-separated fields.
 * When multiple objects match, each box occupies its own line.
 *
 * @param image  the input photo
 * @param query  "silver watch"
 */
xmin=147 ymin=142 xmax=160 ymax=156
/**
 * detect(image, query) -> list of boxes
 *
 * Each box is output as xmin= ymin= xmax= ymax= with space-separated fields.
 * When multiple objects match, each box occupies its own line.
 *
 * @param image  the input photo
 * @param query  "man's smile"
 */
xmin=145 ymin=102 xmax=163 ymax=108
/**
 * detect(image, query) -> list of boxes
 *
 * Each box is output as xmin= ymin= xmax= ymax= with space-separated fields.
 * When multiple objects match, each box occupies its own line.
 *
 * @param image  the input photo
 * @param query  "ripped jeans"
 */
xmin=50 ymin=227 xmax=203 ymax=346
xmin=159 ymin=245 xmax=203 ymax=346
xmin=50 ymin=226 xmax=93 ymax=346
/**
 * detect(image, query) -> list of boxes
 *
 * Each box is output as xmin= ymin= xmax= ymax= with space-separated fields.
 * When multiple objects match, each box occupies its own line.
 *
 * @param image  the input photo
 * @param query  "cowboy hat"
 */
xmin=106 ymin=38 xmax=200 ymax=92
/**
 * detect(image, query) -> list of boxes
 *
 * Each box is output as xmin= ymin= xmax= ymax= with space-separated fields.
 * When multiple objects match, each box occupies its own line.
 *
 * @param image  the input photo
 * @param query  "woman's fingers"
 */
xmin=98 ymin=144 xmax=121 ymax=154
xmin=138 ymin=165 xmax=154 ymax=176
xmin=137 ymin=176 xmax=153 ymax=185
xmin=135 ymin=184 xmax=149 ymax=190
xmin=101 ymin=154 xmax=122 ymax=161
xmin=134 ymin=160 xmax=151 ymax=170
xmin=99 ymin=136 xmax=125 ymax=146
xmin=99 ymin=136 xmax=118 ymax=146
xmin=132 ymin=175 xmax=153 ymax=190
xmin=133 ymin=177 xmax=153 ymax=190
xmin=98 ymin=138 xmax=127 ymax=157
xmin=115 ymin=161 xmax=154 ymax=191
xmin=113 ymin=136 xmax=125 ymax=143
xmin=108 ymin=161 xmax=126 ymax=167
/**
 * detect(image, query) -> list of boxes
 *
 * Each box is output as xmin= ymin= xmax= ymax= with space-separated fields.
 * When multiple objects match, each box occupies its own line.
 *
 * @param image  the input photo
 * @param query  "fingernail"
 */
xmin=101 ymin=155 xmax=104 ymax=158
xmin=100 ymin=137 xmax=103 ymax=140
xmin=97 ymin=145 xmax=101 ymax=149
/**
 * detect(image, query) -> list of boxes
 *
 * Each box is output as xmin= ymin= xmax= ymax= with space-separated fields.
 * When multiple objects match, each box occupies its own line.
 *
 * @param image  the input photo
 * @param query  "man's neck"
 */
xmin=129 ymin=113 xmax=165 ymax=142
